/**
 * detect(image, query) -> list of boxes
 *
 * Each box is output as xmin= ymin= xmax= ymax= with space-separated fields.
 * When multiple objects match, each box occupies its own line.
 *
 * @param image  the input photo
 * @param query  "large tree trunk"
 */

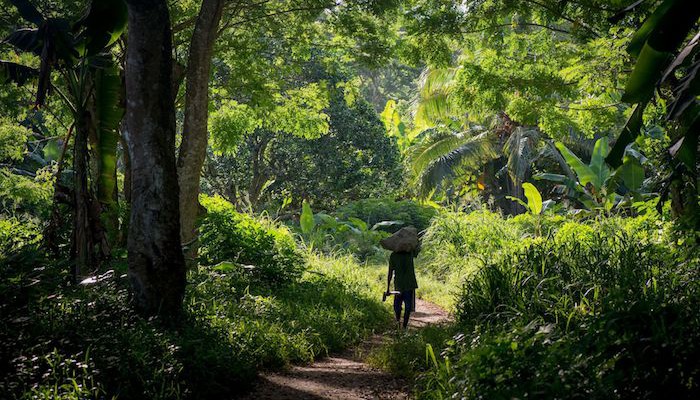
xmin=125 ymin=0 xmax=186 ymax=317
xmin=177 ymin=0 xmax=225 ymax=265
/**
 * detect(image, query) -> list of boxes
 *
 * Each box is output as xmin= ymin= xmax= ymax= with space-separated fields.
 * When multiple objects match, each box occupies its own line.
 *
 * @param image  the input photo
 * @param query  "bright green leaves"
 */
xmin=589 ymin=137 xmax=610 ymax=189
xmin=507 ymin=182 xmax=543 ymax=215
xmin=210 ymin=83 xmax=330 ymax=155
xmin=209 ymin=101 xmax=260 ymax=156
xmin=300 ymin=199 xmax=315 ymax=235
xmin=522 ymin=183 xmax=543 ymax=215
xmin=0 ymin=119 xmax=30 ymax=162
xmin=267 ymin=83 xmax=330 ymax=140
xmin=539 ymin=137 xmax=648 ymax=211
xmin=42 ymin=140 xmax=60 ymax=162
xmin=613 ymin=155 xmax=644 ymax=193
xmin=414 ymin=67 xmax=460 ymax=130
xmin=554 ymin=137 xmax=612 ymax=191
xmin=380 ymin=99 xmax=412 ymax=152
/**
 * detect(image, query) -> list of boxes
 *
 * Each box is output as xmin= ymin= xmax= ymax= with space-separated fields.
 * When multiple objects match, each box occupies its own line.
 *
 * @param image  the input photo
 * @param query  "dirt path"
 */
xmin=239 ymin=298 xmax=450 ymax=400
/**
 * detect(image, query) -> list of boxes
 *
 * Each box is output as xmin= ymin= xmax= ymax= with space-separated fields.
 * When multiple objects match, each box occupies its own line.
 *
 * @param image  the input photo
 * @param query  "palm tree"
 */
xmin=408 ymin=67 xmax=561 ymax=214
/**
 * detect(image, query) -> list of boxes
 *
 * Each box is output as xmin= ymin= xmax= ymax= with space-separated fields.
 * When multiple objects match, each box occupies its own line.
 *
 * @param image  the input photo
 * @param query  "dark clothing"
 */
xmin=393 ymin=290 xmax=415 ymax=316
xmin=389 ymin=251 xmax=419 ymax=291
xmin=389 ymin=249 xmax=419 ymax=328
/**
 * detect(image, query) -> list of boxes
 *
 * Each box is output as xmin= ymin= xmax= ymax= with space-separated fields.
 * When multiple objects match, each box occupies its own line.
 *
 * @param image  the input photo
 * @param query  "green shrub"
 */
xmin=199 ymin=195 xmax=303 ymax=286
xmin=368 ymin=325 xmax=455 ymax=380
xmin=418 ymin=216 xmax=700 ymax=399
xmin=0 ymin=217 xmax=42 ymax=261
xmin=1 ymin=250 xmax=392 ymax=399
xmin=335 ymin=198 xmax=437 ymax=233
xmin=0 ymin=168 xmax=53 ymax=218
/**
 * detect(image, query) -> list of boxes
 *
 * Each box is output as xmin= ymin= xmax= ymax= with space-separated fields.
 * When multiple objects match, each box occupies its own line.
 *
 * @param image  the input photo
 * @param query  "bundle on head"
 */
xmin=380 ymin=226 xmax=418 ymax=252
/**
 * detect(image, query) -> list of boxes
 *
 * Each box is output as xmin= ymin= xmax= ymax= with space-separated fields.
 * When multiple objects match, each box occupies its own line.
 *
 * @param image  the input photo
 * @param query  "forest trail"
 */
xmin=240 ymin=298 xmax=450 ymax=400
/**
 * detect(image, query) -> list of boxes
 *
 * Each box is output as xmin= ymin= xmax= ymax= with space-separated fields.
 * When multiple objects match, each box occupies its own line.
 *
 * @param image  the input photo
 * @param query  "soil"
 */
xmin=239 ymin=298 xmax=450 ymax=400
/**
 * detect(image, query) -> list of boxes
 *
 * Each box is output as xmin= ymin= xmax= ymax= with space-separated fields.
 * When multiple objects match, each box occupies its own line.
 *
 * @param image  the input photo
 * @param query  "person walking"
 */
xmin=385 ymin=246 xmax=419 ymax=329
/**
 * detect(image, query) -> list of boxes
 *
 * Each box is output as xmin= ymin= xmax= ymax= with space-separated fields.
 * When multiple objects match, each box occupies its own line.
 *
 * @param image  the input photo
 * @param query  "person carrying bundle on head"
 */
xmin=381 ymin=227 xmax=420 ymax=329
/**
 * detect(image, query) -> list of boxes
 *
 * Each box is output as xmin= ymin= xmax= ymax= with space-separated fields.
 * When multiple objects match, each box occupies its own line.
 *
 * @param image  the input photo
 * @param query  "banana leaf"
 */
xmin=94 ymin=63 xmax=123 ymax=205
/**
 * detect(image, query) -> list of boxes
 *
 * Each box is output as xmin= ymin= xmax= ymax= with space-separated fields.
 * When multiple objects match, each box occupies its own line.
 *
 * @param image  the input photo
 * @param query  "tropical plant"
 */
xmin=507 ymin=182 xmax=547 ymax=236
xmin=2 ymin=0 xmax=127 ymax=277
xmin=407 ymin=64 xmax=596 ymax=213
xmin=407 ymin=127 xmax=498 ymax=197
xmin=297 ymin=200 xmax=395 ymax=260
xmin=536 ymin=137 xmax=647 ymax=211
xmin=605 ymin=0 xmax=700 ymax=230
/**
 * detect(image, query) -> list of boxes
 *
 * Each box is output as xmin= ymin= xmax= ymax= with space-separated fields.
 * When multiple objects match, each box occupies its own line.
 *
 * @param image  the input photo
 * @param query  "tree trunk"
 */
xmin=177 ymin=0 xmax=225 ymax=266
xmin=118 ymin=131 xmax=131 ymax=247
xmin=248 ymin=133 xmax=272 ymax=210
xmin=125 ymin=0 xmax=186 ymax=317
xmin=72 ymin=111 xmax=93 ymax=282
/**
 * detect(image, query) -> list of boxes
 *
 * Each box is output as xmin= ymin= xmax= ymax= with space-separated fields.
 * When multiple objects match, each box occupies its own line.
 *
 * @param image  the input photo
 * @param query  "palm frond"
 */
xmin=413 ymin=67 xmax=461 ymax=129
xmin=408 ymin=130 xmax=468 ymax=175
xmin=503 ymin=127 xmax=541 ymax=186
xmin=415 ymin=132 xmax=497 ymax=197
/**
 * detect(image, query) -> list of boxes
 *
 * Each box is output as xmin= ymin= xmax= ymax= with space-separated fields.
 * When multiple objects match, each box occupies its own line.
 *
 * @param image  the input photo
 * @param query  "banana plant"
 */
xmin=507 ymin=182 xmax=551 ymax=236
xmin=606 ymin=0 xmax=700 ymax=228
xmin=2 ymin=0 xmax=127 ymax=275
xmin=536 ymin=137 xmax=647 ymax=212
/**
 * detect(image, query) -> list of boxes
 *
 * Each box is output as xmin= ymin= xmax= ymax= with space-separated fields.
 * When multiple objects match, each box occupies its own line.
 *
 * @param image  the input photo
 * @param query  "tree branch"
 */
xmin=461 ymin=22 xmax=571 ymax=35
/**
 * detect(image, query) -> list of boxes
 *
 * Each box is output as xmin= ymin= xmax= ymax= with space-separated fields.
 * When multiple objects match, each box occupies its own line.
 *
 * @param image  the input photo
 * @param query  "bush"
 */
xmin=335 ymin=198 xmax=437 ymax=233
xmin=199 ymin=195 xmax=303 ymax=286
xmin=417 ymin=216 xmax=700 ymax=399
xmin=0 ymin=217 xmax=42 ymax=261
xmin=1 ymin=250 xmax=392 ymax=399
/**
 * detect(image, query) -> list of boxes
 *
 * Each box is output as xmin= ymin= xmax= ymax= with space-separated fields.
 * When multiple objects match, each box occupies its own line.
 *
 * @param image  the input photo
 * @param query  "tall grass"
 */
xmin=370 ymin=207 xmax=699 ymax=399
xmin=413 ymin=212 xmax=700 ymax=399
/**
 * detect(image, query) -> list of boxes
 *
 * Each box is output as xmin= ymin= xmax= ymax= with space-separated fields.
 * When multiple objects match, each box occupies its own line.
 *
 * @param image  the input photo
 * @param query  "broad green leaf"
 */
xmin=555 ymin=142 xmax=597 ymax=188
xmin=589 ymin=137 xmax=610 ymax=188
xmin=522 ymin=182 xmax=543 ymax=215
xmin=213 ymin=261 xmax=237 ymax=273
xmin=347 ymin=217 xmax=368 ymax=232
xmin=94 ymin=62 xmax=123 ymax=205
xmin=614 ymin=157 xmax=645 ymax=192
xmin=622 ymin=43 xmax=670 ymax=103
xmin=300 ymin=200 xmax=315 ymax=235
xmin=534 ymin=173 xmax=568 ymax=183
xmin=314 ymin=213 xmax=338 ymax=230
xmin=626 ymin=0 xmax=676 ymax=57
xmin=380 ymin=99 xmax=397 ymax=132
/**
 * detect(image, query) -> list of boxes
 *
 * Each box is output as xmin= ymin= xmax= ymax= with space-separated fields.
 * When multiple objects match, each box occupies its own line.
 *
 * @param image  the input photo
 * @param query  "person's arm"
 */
xmin=386 ymin=257 xmax=394 ymax=295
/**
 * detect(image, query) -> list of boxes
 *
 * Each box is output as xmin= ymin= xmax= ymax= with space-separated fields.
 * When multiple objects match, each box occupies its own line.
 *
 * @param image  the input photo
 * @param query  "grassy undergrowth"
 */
xmin=0 ymin=200 xmax=393 ymax=399
xmin=371 ymin=209 xmax=700 ymax=399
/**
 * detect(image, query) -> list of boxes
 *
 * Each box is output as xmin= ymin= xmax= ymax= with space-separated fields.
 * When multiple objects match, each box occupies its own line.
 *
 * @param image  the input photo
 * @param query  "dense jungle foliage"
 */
xmin=1 ymin=0 xmax=698 ymax=399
